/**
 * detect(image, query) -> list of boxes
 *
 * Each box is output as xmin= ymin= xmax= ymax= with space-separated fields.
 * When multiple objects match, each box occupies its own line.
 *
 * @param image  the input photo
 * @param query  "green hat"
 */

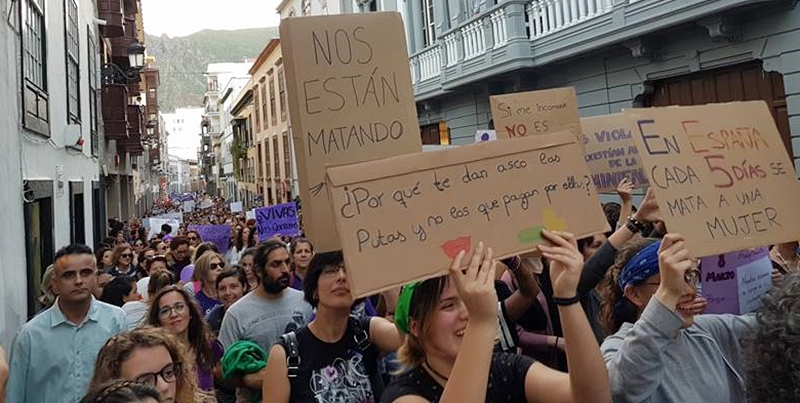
xmin=394 ymin=282 xmax=420 ymax=334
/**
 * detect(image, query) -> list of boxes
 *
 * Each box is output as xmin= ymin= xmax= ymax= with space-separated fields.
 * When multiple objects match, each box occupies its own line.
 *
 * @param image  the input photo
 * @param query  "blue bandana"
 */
xmin=618 ymin=241 xmax=661 ymax=290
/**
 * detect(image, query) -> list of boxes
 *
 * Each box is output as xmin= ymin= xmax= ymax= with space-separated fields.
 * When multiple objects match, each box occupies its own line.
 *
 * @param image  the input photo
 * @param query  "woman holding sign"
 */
xmin=599 ymin=234 xmax=756 ymax=403
xmin=382 ymin=231 xmax=611 ymax=403
xmin=261 ymin=250 xmax=404 ymax=402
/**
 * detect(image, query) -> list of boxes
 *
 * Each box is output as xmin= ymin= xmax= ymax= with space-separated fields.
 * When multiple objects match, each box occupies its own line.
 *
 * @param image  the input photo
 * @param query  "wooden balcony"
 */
xmin=98 ymin=0 xmax=124 ymax=38
xmin=144 ymin=69 xmax=160 ymax=89
xmin=127 ymin=82 xmax=141 ymax=96
xmin=101 ymin=84 xmax=128 ymax=140
xmin=123 ymin=0 xmax=138 ymax=14
xmin=127 ymin=105 xmax=144 ymax=139
xmin=110 ymin=16 xmax=136 ymax=62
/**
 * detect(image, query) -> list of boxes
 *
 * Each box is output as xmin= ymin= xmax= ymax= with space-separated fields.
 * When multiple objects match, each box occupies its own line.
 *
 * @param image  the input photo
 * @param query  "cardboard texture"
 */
xmin=579 ymin=114 xmax=649 ymax=193
xmin=490 ymin=88 xmax=581 ymax=140
xmin=326 ymin=131 xmax=609 ymax=297
xmin=701 ymin=247 xmax=772 ymax=315
xmin=280 ymin=12 xmax=422 ymax=252
xmin=256 ymin=202 xmax=301 ymax=242
xmin=624 ymin=101 xmax=800 ymax=257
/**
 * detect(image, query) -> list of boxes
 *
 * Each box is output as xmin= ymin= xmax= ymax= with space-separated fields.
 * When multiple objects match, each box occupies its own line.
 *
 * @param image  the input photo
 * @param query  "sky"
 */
xmin=141 ymin=0 xmax=281 ymax=37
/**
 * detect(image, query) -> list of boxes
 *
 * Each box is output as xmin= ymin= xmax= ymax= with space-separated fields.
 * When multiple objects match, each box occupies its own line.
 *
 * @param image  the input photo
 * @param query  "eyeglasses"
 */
xmin=134 ymin=362 xmax=182 ymax=387
xmin=61 ymin=268 xmax=96 ymax=281
xmin=158 ymin=302 xmax=187 ymax=318
xmin=121 ymin=254 xmax=133 ymax=259
xmin=684 ymin=268 xmax=701 ymax=288
xmin=210 ymin=262 xmax=224 ymax=270
xmin=639 ymin=269 xmax=702 ymax=288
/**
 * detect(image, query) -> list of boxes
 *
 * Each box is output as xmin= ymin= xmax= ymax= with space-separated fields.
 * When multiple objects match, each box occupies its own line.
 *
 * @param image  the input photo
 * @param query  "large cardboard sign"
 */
xmin=326 ymin=131 xmax=609 ymax=297
xmin=580 ymin=114 xmax=648 ymax=193
xmin=188 ymin=224 xmax=232 ymax=254
xmin=625 ymin=102 xmax=800 ymax=257
xmin=701 ymin=247 xmax=772 ymax=315
xmin=281 ymin=12 xmax=422 ymax=252
xmin=256 ymin=202 xmax=301 ymax=242
xmin=489 ymin=88 xmax=581 ymax=140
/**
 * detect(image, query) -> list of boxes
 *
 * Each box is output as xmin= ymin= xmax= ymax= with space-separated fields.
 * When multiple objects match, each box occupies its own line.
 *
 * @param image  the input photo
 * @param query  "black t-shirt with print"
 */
xmin=381 ymin=352 xmax=535 ymax=403
xmin=276 ymin=317 xmax=383 ymax=403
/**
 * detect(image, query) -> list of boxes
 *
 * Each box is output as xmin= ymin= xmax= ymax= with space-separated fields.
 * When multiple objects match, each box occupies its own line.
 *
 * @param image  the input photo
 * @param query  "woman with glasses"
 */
xmin=191 ymin=253 xmax=225 ymax=315
xmin=147 ymin=285 xmax=223 ymax=392
xmin=262 ymin=250 xmax=403 ymax=402
xmin=599 ymin=234 xmax=756 ymax=403
xmin=89 ymin=326 xmax=208 ymax=403
xmin=108 ymin=244 xmax=136 ymax=278
xmin=186 ymin=230 xmax=203 ymax=248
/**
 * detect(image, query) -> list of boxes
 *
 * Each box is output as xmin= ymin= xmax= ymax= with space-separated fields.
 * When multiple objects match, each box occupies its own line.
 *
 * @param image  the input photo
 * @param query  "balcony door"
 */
xmin=647 ymin=61 xmax=792 ymax=157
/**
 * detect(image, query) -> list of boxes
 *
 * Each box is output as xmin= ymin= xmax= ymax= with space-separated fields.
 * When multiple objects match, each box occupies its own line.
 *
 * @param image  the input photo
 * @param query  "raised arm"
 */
xmin=437 ymin=242 xmax=498 ymax=403
xmin=526 ymin=230 xmax=610 ymax=403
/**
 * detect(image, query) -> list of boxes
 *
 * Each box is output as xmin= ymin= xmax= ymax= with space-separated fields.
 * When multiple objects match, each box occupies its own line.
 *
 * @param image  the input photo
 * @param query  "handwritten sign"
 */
xmin=701 ymin=247 xmax=772 ymax=315
xmin=256 ymin=202 xmax=301 ymax=242
xmin=183 ymin=200 xmax=195 ymax=212
xmin=230 ymin=202 xmax=243 ymax=213
xmin=146 ymin=218 xmax=180 ymax=239
xmin=246 ymin=209 xmax=256 ymax=221
xmin=490 ymin=88 xmax=581 ymax=140
xmin=579 ymin=114 xmax=648 ymax=193
xmin=624 ymin=102 xmax=800 ymax=257
xmin=188 ymin=224 xmax=231 ymax=254
xmin=281 ymin=12 xmax=422 ymax=253
xmin=326 ymin=131 xmax=609 ymax=297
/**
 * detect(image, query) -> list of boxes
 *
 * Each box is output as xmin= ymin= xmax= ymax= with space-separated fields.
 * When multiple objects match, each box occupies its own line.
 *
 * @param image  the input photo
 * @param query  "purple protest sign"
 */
xmin=188 ymin=224 xmax=231 ymax=254
xmin=701 ymin=247 xmax=771 ymax=315
xmin=256 ymin=202 xmax=300 ymax=242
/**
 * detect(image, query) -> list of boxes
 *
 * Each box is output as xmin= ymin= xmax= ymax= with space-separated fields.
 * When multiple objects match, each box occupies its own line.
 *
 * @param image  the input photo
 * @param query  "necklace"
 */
xmin=423 ymin=361 xmax=449 ymax=382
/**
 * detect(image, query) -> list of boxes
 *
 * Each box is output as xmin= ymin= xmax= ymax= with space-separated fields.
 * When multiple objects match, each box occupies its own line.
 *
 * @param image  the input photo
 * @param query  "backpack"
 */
xmin=279 ymin=315 xmax=376 ymax=378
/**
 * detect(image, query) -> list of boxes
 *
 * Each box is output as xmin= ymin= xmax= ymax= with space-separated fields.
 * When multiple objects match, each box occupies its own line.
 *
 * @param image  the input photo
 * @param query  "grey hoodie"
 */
xmin=602 ymin=297 xmax=756 ymax=403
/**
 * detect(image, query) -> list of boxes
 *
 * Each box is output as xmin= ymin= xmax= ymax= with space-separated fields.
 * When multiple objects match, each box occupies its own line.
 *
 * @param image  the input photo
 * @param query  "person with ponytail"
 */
xmin=599 ymin=234 xmax=756 ymax=403
xmin=383 ymin=232 xmax=611 ymax=403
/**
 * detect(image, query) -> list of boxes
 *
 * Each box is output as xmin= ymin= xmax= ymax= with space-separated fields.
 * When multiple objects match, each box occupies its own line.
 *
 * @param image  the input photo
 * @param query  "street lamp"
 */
xmin=128 ymin=41 xmax=146 ymax=69
xmin=102 ymin=41 xmax=147 ymax=84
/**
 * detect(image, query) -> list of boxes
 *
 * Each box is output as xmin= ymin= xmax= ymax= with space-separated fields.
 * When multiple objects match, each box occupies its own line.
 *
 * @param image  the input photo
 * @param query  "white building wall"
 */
xmin=0 ymin=0 xmax=28 ymax=346
xmin=163 ymin=108 xmax=204 ymax=160
xmin=1 ymin=0 xmax=102 ymax=341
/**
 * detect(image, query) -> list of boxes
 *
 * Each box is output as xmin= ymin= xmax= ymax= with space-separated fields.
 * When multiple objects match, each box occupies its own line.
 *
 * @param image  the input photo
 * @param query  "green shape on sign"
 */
xmin=517 ymin=226 xmax=545 ymax=243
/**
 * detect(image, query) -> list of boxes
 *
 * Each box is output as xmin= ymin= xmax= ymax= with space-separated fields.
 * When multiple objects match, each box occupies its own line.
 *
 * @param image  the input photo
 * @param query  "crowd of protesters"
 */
xmin=0 ymin=181 xmax=798 ymax=403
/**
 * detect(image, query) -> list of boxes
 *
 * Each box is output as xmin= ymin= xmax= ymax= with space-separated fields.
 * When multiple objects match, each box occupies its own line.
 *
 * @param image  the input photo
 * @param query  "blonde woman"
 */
xmin=90 ymin=326 xmax=210 ymax=403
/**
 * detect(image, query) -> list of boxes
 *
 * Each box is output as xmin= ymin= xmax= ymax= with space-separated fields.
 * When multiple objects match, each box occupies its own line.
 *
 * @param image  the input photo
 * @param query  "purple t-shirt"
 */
xmin=197 ymin=340 xmax=224 ymax=390
xmin=195 ymin=289 xmax=221 ymax=316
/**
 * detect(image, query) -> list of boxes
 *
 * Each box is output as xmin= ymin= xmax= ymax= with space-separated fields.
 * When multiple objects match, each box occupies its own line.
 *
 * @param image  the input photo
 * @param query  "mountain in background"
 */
xmin=145 ymin=27 xmax=278 ymax=112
